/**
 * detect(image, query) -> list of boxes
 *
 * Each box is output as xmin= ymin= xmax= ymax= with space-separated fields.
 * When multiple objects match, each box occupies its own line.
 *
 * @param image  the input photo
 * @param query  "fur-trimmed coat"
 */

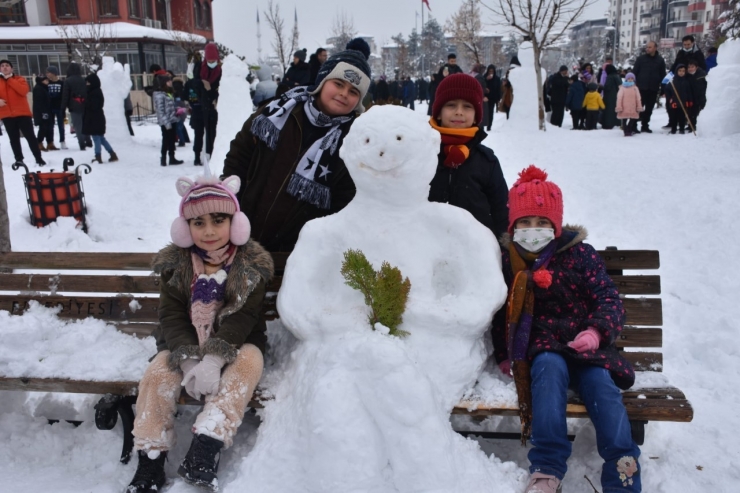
xmin=492 ymin=226 xmax=635 ymax=390
xmin=151 ymin=240 xmax=275 ymax=370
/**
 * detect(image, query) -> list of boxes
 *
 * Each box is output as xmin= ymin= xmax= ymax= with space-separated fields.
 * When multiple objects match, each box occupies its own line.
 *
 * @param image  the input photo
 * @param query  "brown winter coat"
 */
xmin=151 ymin=240 xmax=274 ymax=370
xmin=0 ymin=74 xmax=32 ymax=119
xmin=500 ymin=79 xmax=514 ymax=110
xmin=616 ymin=85 xmax=643 ymax=120
xmin=222 ymin=102 xmax=356 ymax=252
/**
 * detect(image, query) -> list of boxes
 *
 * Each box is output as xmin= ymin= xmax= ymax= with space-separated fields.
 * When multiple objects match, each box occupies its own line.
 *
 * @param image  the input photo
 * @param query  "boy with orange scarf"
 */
xmin=427 ymin=73 xmax=509 ymax=238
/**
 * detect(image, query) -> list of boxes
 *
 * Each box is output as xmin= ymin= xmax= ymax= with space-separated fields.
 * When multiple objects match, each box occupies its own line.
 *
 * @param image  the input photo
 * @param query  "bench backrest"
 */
xmin=0 ymin=250 xmax=662 ymax=371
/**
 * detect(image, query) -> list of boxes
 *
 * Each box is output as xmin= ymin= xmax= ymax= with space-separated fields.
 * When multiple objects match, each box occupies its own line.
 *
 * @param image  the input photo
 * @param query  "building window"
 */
xmin=0 ymin=1 xmax=27 ymax=24
xmin=203 ymin=1 xmax=211 ymax=30
xmin=56 ymin=0 xmax=79 ymax=18
xmin=156 ymin=0 xmax=167 ymax=25
xmin=142 ymin=0 xmax=152 ymax=19
xmin=129 ymin=0 xmax=141 ymax=18
xmin=98 ymin=0 xmax=120 ymax=17
xmin=194 ymin=0 xmax=202 ymax=29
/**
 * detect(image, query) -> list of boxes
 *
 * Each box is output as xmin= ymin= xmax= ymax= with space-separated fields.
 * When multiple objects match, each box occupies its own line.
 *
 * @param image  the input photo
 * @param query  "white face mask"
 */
xmin=513 ymin=228 xmax=555 ymax=253
xmin=207 ymin=61 xmax=218 ymax=69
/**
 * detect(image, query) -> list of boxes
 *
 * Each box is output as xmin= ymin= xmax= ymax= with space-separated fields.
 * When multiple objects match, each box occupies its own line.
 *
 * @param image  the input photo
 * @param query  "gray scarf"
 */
xmin=250 ymin=86 xmax=353 ymax=209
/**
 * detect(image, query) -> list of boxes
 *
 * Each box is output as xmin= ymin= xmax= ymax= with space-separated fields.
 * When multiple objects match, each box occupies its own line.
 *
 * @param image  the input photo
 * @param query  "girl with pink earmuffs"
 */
xmin=126 ymin=172 xmax=274 ymax=493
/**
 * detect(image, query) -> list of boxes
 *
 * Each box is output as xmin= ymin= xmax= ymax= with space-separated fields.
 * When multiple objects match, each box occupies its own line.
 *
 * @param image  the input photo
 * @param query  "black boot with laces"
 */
xmin=178 ymin=434 xmax=224 ymax=491
xmin=126 ymin=450 xmax=167 ymax=493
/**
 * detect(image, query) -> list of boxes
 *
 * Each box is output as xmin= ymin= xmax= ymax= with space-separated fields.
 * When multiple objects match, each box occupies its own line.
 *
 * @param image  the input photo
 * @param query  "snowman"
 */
xmin=96 ymin=56 xmax=133 ymax=145
xmin=228 ymin=106 xmax=521 ymax=493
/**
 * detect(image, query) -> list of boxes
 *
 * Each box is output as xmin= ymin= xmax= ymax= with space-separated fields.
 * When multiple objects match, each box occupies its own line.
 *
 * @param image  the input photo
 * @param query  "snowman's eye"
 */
xmin=396 ymin=136 xmax=402 ymax=141
xmin=365 ymin=138 xmax=370 ymax=144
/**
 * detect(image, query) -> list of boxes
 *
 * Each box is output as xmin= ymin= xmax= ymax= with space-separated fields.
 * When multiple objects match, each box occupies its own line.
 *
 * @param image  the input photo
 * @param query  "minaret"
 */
xmin=256 ymin=9 xmax=263 ymax=63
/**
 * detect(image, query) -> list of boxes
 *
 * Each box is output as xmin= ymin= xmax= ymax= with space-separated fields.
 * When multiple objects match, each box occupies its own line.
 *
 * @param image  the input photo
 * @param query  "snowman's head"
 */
xmin=340 ymin=105 xmax=440 ymax=205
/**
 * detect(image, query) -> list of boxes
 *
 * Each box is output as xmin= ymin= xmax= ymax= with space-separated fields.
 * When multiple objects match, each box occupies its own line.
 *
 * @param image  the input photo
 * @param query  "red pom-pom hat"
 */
xmin=507 ymin=165 xmax=563 ymax=237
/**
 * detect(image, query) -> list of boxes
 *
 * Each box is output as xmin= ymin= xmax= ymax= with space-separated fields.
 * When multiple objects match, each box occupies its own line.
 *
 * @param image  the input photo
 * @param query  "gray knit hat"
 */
xmin=309 ymin=38 xmax=372 ymax=113
xmin=46 ymin=66 xmax=59 ymax=76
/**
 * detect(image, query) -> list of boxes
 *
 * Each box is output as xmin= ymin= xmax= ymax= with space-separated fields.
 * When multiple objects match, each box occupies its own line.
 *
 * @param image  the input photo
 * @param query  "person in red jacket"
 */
xmin=0 ymin=59 xmax=45 ymax=165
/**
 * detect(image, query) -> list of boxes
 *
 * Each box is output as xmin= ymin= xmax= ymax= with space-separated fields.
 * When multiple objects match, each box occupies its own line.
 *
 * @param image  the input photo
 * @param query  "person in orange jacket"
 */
xmin=0 ymin=59 xmax=45 ymax=165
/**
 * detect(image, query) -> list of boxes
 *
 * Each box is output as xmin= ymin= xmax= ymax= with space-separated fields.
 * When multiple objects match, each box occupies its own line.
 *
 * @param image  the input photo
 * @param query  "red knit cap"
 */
xmin=432 ymin=73 xmax=484 ymax=125
xmin=508 ymin=165 xmax=563 ymax=237
xmin=204 ymin=43 xmax=219 ymax=62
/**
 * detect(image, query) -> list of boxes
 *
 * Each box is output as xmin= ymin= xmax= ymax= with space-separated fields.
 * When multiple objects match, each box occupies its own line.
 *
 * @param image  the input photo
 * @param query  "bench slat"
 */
xmin=623 ymin=298 xmax=662 ymax=326
xmin=0 ymin=274 xmax=161 ymax=293
xmin=624 ymin=351 xmax=663 ymax=371
xmin=597 ymin=250 xmax=659 ymax=270
xmin=618 ymin=328 xmax=662 ymax=348
xmin=611 ymin=275 xmax=661 ymax=295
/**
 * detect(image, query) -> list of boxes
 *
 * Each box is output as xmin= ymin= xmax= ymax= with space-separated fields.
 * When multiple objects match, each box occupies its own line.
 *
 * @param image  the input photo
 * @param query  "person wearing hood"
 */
xmin=672 ymin=35 xmax=706 ymax=73
xmin=61 ymin=62 xmax=91 ymax=150
xmin=154 ymin=74 xmax=184 ymax=166
xmin=484 ymin=65 xmax=501 ymax=130
xmin=282 ymin=49 xmax=311 ymax=91
xmin=0 ymin=59 xmax=46 ymax=165
xmin=82 ymin=73 xmax=118 ymax=163
xmin=252 ymin=65 xmax=278 ymax=107
xmin=565 ymin=74 xmax=586 ymax=130
xmin=185 ymin=60 xmax=206 ymax=165
xmin=705 ymin=46 xmax=717 ymax=72
xmin=201 ymin=42 xmax=222 ymax=160
xmin=601 ymin=64 xmax=622 ymax=130
xmin=687 ymin=59 xmax=707 ymax=130
xmin=308 ymin=47 xmax=327 ymax=85
xmin=547 ymin=65 xmax=570 ymax=127
xmin=32 ymin=76 xmax=54 ymax=152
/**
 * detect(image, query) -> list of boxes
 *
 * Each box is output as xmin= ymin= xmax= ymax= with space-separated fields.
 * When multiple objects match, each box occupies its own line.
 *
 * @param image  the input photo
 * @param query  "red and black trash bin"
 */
xmin=12 ymin=158 xmax=92 ymax=233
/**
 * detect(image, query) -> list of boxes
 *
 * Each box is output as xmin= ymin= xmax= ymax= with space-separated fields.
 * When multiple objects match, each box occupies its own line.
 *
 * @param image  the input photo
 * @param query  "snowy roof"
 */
xmin=0 ymin=22 xmax=207 ymax=44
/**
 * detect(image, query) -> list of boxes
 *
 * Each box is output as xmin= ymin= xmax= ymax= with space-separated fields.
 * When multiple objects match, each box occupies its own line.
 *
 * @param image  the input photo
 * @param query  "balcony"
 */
xmin=686 ymin=23 xmax=704 ymax=34
xmin=666 ymin=19 xmax=689 ymax=26
xmin=640 ymin=27 xmax=652 ymax=34
xmin=651 ymin=3 xmax=663 ymax=14
xmin=687 ymin=1 xmax=706 ymax=11
xmin=711 ymin=0 xmax=728 ymax=4
xmin=668 ymin=0 xmax=689 ymax=5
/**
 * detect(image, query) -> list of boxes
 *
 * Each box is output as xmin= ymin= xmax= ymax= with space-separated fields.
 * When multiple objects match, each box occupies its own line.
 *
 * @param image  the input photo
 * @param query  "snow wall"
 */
xmin=702 ymin=38 xmax=740 ymax=138
xmin=504 ymin=42 xmax=547 ymax=131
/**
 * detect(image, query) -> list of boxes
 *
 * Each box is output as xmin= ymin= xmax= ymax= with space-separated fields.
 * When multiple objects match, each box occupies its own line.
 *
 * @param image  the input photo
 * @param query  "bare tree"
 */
xmin=264 ymin=0 xmax=290 ymax=75
xmin=56 ymin=23 xmax=117 ymax=72
xmin=331 ymin=10 xmax=357 ymax=55
xmin=0 ymin=154 xmax=10 ymax=265
xmin=168 ymin=10 xmax=205 ymax=63
xmin=391 ymin=33 xmax=412 ymax=78
xmin=482 ymin=0 xmax=595 ymax=130
xmin=446 ymin=0 xmax=484 ymax=66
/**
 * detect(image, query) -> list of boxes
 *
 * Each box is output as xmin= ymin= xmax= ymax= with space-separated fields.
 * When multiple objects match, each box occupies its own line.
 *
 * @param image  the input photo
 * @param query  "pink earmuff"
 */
xmin=230 ymin=212 xmax=251 ymax=246
xmin=171 ymin=216 xmax=194 ymax=248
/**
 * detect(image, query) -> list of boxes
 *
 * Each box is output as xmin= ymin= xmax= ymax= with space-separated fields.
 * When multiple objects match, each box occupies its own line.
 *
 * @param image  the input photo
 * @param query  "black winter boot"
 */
xmin=194 ymin=155 xmax=202 ymax=166
xmin=126 ymin=450 xmax=167 ymax=493
xmin=92 ymin=154 xmax=103 ymax=163
xmin=178 ymin=434 xmax=224 ymax=491
xmin=160 ymin=155 xmax=167 ymax=167
xmin=169 ymin=153 xmax=184 ymax=165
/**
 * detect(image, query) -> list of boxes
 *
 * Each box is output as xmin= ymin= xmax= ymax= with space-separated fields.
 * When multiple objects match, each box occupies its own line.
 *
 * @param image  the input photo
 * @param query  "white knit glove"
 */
xmin=181 ymin=354 xmax=225 ymax=400
xmin=180 ymin=358 xmax=200 ymax=399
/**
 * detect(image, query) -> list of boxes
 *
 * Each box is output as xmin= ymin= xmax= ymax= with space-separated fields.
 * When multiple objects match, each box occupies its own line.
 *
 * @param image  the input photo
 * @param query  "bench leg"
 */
xmin=630 ymin=419 xmax=647 ymax=446
xmin=94 ymin=394 xmax=137 ymax=464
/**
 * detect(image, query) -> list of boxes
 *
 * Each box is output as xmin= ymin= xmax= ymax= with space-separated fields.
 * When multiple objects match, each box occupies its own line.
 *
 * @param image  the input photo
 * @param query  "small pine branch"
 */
xmin=340 ymin=250 xmax=411 ymax=337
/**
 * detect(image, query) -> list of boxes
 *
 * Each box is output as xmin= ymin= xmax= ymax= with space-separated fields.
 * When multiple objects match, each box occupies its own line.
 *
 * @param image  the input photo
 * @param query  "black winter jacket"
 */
xmin=672 ymin=45 xmax=707 ymax=73
xmin=666 ymin=74 xmax=694 ymax=107
xmin=61 ymin=63 xmax=87 ymax=114
xmin=485 ymin=65 xmax=501 ymax=104
xmin=632 ymin=52 xmax=667 ymax=92
xmin=32 ymin=77 xmax=51 ymax=126
xmin=428 ymin=130 xmax=509 ymax=238
xmin=689 ymin=68 xmax=707 ymax=110
xmin=547 ymin=73 xmax=570 ymax=105
xmin=82 ymin=74 xmax=106 ymax=136
xmin=284 ymin=61 xmax=311 ymax=88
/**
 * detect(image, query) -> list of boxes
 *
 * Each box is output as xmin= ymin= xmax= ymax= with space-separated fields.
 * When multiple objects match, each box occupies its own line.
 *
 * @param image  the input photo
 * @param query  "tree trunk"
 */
xmin=532 ymin=41 xmax=547 ymax=131
xmin=0 ymin=152 xmax=12 ymax=271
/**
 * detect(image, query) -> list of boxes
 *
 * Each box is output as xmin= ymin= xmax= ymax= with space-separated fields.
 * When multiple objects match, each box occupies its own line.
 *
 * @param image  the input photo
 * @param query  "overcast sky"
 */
xmin=213 ymin=0 xmax=609 ymax=63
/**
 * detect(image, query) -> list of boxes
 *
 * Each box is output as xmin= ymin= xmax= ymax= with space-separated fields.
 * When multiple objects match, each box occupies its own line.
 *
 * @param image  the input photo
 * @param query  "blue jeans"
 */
xmin=529 ymin=352 xmax=641 ymax=492
xmin=50 ymin=108 xmax=65 ymax=143
xmin=91 ymin=135 xmax=113 ymax=156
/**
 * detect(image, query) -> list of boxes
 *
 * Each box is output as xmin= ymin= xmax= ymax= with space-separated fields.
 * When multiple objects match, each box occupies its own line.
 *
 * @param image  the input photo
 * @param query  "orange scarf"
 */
xmin=429 ymin=118 xmax=478 ymax=169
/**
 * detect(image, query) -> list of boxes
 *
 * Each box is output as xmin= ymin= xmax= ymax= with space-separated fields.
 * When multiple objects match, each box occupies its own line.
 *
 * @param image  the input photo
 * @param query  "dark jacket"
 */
xmin=492 ymin=226 xmax=635 ymax=390
xmin=184 ymin=61 xmax=204 ymax=119
xmin=689 ymin=68 xmax=707 ymax=110
xmin=428 ymin=130 xmax=509 ymax=238
xmin=485 ymin=65 xmax=501 ymax=104
xmin=32 ymin=77 xmax=51 ymax=126
xmin=222 ymin=103 xmax=357 ymax=252
xmin=47 ymin=79 xmax=64 ymax=110
xmin=200 ymin=64 xmax=221 ymax=110
xmin=151 ymin=240 xmax=274 ymax=370
xmin=602 ymin=67 xmax=622 ymax=129
xmin=665 ymin=73 xmax=694 ymax=108
xmin=565 ymin=79 xmax=586 ymax=112
xmin=308 ymin=54 xmax=322 ymax=85
xmin=444 ymin=63 xmax=463 ymax=76
xmin=82 ymin=74 xmax=106 ymax=136
xmin=375 ymin=79 xmax=390 ymax=102
xmin=632 ymin=52 xmax=666 ymax=92
xmin=61 ymin=63 xmax=87 ymax=114
xmin=672 ymin=44 xmax=707 ymax=73
xmin=547 ymin=73 xmax=570 ymax=105
xmin=283 ymin=61 xmax=311 ymax=88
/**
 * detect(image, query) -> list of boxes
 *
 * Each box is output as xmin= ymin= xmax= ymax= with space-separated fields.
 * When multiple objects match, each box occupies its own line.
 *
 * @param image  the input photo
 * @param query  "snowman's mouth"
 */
xmin=358 ymin=161 xmax=401 ymax=175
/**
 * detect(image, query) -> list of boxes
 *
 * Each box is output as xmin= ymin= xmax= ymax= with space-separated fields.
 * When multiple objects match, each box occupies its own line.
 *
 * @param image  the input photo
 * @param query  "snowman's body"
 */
xmin=230 ymin=106 xmax=519 ymax=493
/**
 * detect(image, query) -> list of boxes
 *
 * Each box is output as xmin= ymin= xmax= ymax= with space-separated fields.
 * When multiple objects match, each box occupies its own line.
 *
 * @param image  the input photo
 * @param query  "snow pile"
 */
xmin=227 ymin=106 xmax=522 ymax=492
xmin=0 ymin=302 xmax=154 ymax=381
xmin=504 ymin=42 xmax=547 ymax=131
xmin=702 ymin=38 xmax=740 ymax=137
xmin=210 ymin=55 xmax=253 ymax=174
xmin=97 ymin=56 xmax=133 ymax=146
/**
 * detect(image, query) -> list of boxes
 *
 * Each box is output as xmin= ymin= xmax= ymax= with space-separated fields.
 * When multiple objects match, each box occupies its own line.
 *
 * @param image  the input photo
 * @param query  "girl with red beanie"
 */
xmin=492 ymin=165 xmax=641 ymax=493
xmin=427 ymin=73 xmax=509 ymax=238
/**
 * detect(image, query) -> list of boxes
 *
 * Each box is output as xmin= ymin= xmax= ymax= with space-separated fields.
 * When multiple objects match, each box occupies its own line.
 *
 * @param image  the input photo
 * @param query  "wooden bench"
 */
xmin=0 ymin=249 xmax=693 ymax=462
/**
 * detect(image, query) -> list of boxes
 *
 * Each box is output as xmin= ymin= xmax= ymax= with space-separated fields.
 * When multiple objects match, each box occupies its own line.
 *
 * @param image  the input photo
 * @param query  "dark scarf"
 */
xmin=506 ymin=240 xmax=557 ymax=444
xmin=200 ymin=62 xmax=222 ymax=85
xmin=250 ymin=86 xmax=353 ymax=209
xmin=429 ymin=118 xmax=477 ymax=169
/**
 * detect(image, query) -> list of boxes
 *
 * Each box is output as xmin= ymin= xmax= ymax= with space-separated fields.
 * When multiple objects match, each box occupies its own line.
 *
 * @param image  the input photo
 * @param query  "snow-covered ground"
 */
xmin=2 ymin=68 xmax=740 ymax=491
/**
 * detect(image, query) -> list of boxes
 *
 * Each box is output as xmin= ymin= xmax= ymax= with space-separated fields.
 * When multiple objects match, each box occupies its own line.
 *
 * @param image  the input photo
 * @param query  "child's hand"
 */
xmin=498 ymin=359 xmax=512 ymax=377
xmin=180 ymin=358 xmax=200 ymax=399
xmin=181 ymin=354 xmax=225 ymax=400
xmin=568 ymin=328 xmax=601 ymax=353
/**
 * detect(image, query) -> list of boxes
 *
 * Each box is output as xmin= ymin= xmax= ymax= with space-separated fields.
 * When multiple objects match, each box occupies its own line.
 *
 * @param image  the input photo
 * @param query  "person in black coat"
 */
xmin=484 ymin=65 xmax=501 ymax=130
xmin=427 ymin=74 xmax=509 ymax=238
xmin=82 ymin=73 xmax=118 ymax=163
xmin=184 ymin=61 xmax=206 ymax=164
xmin=665 ymin=65 xmax=694 ymax=134
xmin=61 ymin=63 xmax=91 ymax=150
xmin=374 ymin=77 xmax=391 ymax=104
xmin=632 ymin=41 xmax=666 ymax=132
xmin=687 ymin=59 xmax=707 ymax=130
xmin=32 ymin=76 xmax=53 ymax=151
xmin=671 ymin=35 xmax=707 ymax=73
xmin=547 ymin=65 xmax=570 ymax=127
xmin=281 ymin=49 xmax=310 ymax=90
xmin=308 ymin=48 xmax=327 ymax=85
